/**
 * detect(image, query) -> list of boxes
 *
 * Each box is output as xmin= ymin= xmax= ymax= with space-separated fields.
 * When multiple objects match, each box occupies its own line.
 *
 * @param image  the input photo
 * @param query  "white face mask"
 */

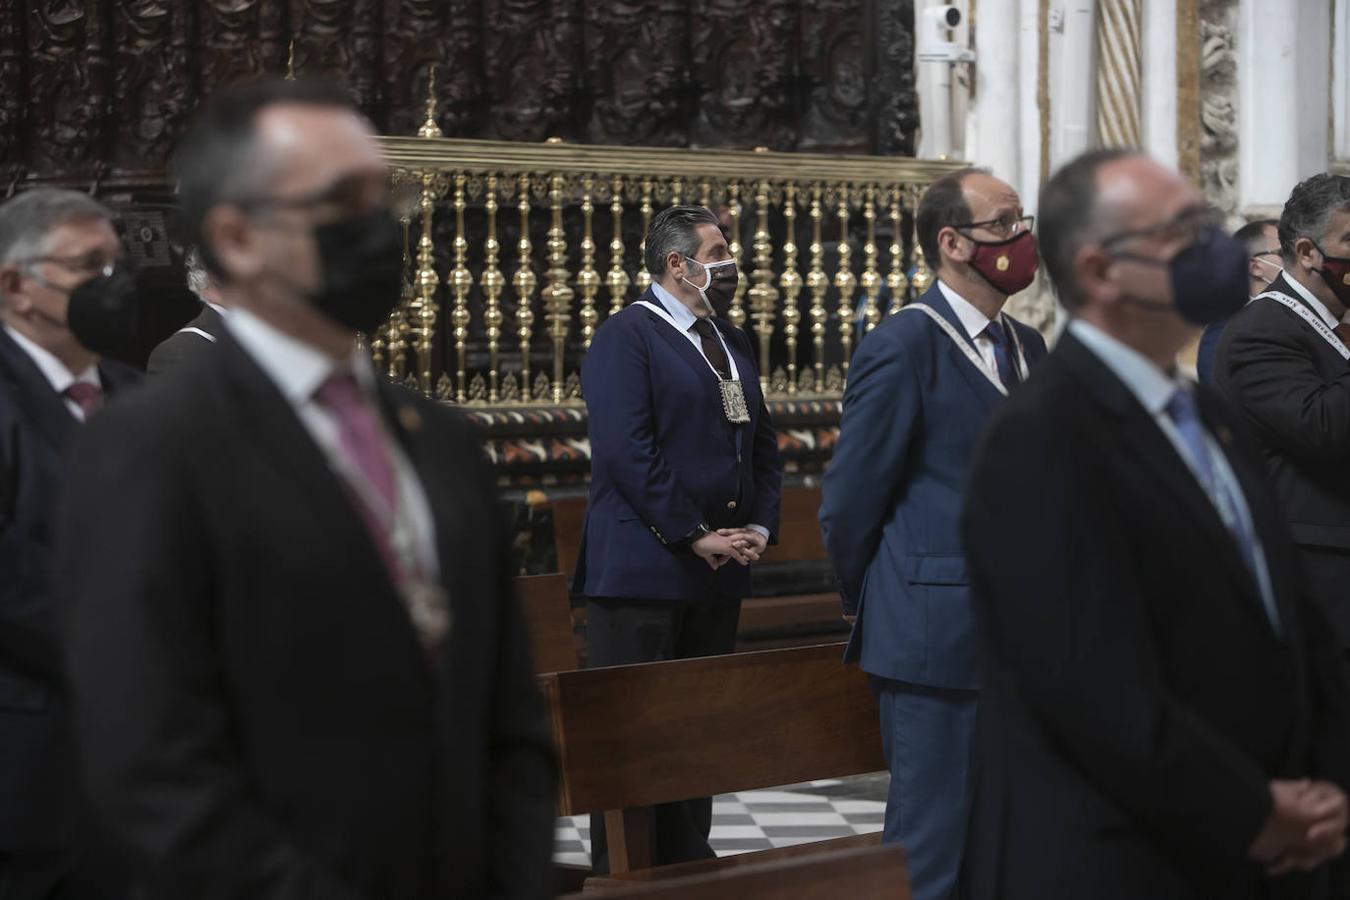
xmin=1252 ymin=253 xmax=1282 ymax=277
xmin=681 ymin=256 xmax=738 ymax=315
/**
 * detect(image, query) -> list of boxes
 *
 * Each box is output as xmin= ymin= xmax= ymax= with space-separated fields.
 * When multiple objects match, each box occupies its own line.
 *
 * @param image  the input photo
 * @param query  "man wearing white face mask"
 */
xmin=1196 ymin=219 xmax=1280 ymax=384
xmin=577 ymin=204 xmax=783 ymax=872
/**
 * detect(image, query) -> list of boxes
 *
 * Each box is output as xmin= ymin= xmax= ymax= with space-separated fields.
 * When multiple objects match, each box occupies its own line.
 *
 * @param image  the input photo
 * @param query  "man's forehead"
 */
xmin=255 ymin=103 xmax=385 ymax=194
xmin=962 ymin=174 xmax=1020 ymax=213
xmin=696 ymin=223 xmax=727 ymax=249
xmin=46 ymin=217 xmax=118 ymax=253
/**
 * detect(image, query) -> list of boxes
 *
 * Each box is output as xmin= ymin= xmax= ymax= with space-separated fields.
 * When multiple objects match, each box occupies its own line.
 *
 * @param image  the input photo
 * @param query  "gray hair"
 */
xmin=0 ymin=189 xmax=112 ymax=268
xmin=644 ymin=205 xmax=720 ymax=277
xmin=1278 ymin=174 xmax=1350 ymax=265
xmin=184 ymin=247 xmax=210 ymax=299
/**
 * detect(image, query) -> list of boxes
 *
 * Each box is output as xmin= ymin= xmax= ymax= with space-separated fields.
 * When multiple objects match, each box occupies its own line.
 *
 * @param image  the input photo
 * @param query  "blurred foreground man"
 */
xmin=963 ymin=148 xmax=1350 ymax=899
xmin=819 ymin=167 xmax=1046 ymax=900
xmin=54 ymin=79 xmax=555 ymax=899
xmin=0 ymin=189 xmax=137 ymax=899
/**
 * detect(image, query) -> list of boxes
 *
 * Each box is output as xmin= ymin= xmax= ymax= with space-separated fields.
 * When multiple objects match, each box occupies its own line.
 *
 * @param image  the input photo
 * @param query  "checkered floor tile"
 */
xmin=553 ymin=780 xmax=887 ymax=867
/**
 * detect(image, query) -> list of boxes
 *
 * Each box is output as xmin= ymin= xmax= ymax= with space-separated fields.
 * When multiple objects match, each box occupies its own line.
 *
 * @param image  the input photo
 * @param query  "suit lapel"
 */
xmin=919 ymin=287 xmax=1004 ymax=408
xmin=635 ymin=291 xmax=723 ymax=390
xmin=0 ymin=328 xmax=77 ymax=451
xmin=1058 ymin=332 xmax=1276 ymax=632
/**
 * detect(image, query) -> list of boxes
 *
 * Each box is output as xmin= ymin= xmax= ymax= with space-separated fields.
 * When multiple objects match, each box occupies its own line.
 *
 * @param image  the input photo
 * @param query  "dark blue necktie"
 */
xmin=983 ymin=320 xmax=1021 ymax=388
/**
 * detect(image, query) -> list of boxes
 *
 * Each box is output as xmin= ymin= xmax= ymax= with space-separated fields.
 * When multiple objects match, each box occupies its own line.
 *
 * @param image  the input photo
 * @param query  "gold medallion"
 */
xmin=996 ymin=255 xmax=1010 ymax=272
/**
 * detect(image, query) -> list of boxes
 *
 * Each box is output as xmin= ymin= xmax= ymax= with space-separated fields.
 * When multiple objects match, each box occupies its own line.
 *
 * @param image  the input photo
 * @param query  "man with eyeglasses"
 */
xmin=1215 ymin=175 xmax=1350 ymax=681
xmin=820 ymin=167 xmax=1047 ymax=900
xmin=1195 ymin=219 xmax=1281 ymax=384
xmin=0 ymin=188 xmax=138 ymax=900
xmin=963 ymin=149 xmax=1350 ymax=899
xmin=51 ymin=79 xmax=556 ymax=899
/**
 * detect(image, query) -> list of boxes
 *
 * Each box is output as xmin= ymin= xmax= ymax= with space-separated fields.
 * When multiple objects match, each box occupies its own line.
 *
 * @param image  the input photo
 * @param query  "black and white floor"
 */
xmin=553 ymin=775 xmax=888 ymax=867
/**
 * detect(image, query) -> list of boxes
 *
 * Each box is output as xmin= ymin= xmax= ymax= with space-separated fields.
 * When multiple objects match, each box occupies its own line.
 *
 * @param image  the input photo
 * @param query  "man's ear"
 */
xmin=1294 ymin=236 xmax=1321 ymax=270
xmin=203 ymin=205 xmax=262 ymax=283
xmin=1075 ymin=244 xmax=1119 ymax=307
xmin=0 ymin=265 xmax=29 ymax=314
xmin=667 ymin=250 xmax=688 ymax=281
xmin=936 ymin=226 xmax=970 ymax=265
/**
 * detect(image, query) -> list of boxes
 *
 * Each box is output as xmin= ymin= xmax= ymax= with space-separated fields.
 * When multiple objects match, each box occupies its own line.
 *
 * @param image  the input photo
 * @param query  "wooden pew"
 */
xmin=515 ymin=573 xmax=582 ymax=673
xmin=560 ymin=843 xmax=909 ymax=898
xmin=550 ymin=488 xmax=847 ymax=653
xmin=539 ymin=642 xmax=885 ymax=883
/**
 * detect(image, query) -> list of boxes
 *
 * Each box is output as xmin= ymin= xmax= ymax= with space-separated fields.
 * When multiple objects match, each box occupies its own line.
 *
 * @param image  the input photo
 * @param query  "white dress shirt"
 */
xmin=3 ymin=324 xmax=101 ymax=421
xmin=936 ymin=280 xmax=1029 ymax=381
xmin=224 ymin=307 xmax=440 ymax=578
xmin=1069 ymin=319 xmax=1278 ymax=628
xmin=647 ymin=284 xmax=765 ymax=542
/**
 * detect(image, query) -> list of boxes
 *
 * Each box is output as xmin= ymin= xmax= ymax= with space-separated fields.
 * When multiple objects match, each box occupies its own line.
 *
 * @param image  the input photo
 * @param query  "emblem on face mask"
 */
xmin=996 ymin=255 xmax=1010 ymax=272
xmin=1343 ymin=272 xmax=1350 ymax=286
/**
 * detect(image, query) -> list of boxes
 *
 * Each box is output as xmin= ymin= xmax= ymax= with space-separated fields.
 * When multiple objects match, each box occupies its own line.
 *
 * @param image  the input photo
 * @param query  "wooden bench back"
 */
xmin=561 ymin=844 xmax=909 ymax=898
xmin=760 ymin=486 xmax=827 ymax=563
xmin=539 ymin=642 xmax=882 ymax=816
xmin=515 ymin=573 xmax=581 ymax=673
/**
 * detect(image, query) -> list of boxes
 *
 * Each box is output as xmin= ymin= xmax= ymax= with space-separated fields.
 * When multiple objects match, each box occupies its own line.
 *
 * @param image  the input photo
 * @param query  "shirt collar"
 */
xmin=651 ymin=282 xmax=702 ymax=333
xmin=1282 ymin=271 xmax=1341 ymax=328
xmin=205 ymin=301 xmax=230 ymax=317
xmin=3 ymin=324 xmax=99 ymax=395
xmin=1068 ymin=318 xmax=1184 ymax=416
xmin=937 ymin=279 xmax=997 ymax=341
xmin=222 ymin=307 xmax=372 ymax=408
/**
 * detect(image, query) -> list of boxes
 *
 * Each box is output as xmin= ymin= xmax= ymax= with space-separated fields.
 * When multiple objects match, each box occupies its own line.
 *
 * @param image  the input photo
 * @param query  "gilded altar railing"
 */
xmin=377 ymin=134 xmax=963 ymax=406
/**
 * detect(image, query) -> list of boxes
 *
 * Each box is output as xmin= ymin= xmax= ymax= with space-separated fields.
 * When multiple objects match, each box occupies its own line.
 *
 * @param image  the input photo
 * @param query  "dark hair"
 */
xmin=172 ymin=77 xmax=356 ymax=277
xmin=1233 ymin=218 xmax=1278 ymax=253
xmin=644 ymin=205 xmax=720 ymax=277
xmin=915 ymin=168 xmax=986 ymax=271
xmin=1037 ymin=148 xmax=1138 ymax=308
xmin=1278 ymin=174 xmax=1350 ymax=265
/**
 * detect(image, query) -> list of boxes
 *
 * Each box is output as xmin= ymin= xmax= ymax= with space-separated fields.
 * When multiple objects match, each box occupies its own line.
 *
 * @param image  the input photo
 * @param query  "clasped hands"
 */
xmin=1250 ymin=779 xmax=1350 ymax=875
xmin=691 ymin=528 xmax=767 ymax=570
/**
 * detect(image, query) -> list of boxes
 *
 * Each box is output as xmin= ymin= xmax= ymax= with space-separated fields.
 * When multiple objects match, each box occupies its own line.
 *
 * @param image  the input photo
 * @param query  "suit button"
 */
xmin=726 ymin=500 xmax=737 ymax=510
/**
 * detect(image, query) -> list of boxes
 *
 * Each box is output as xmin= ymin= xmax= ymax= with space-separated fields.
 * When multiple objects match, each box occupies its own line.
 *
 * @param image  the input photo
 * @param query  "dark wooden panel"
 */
xmin=24 ymin=0 xmax=110 ymax=179
xmin=761 ymin=486 xmax=826 ymax=563
xmin=0 ymin=0 xmax=27 ymax=184
xmin=197 ymin=0 xmax=287 ymax=96
xmin=583 ymin=0 xmax=688 ymax=147
xmin=109 ymin=0 xmax=194 ymax=177
xmin=515 ymin=573 xmax=581 ymax=673
xmin=566 ymin=843 xmax=909 ymax=899
xmin=482 ymin=0 xmax=584 ymax=142
xmin=542 ymin=642 xmax=883 ymax=815
xmin=551 ymin=495 xmax=587 ymax=578
xmin=689 ymin=0 xmax=799 ymax=151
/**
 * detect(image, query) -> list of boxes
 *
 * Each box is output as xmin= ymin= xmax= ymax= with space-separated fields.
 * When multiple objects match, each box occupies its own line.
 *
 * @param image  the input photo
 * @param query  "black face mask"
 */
xmin=1116 ymin=225 xmax=1250 ymax=325
xmin=65 ymin=262 xmax=200 ymax=368
xmin=307 ymin=207 xmax=404 ymax=334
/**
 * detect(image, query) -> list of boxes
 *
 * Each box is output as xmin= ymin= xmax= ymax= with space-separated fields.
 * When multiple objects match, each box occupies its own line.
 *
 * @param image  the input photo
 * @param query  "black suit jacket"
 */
xmin=146 ymin=304 xmax=224 ymax=376
xmin=0 ymin=327 xmax=139 ymax=851
xmin=1214 ymin=272 xmax=1350 ymax=644
xmin=961 ymin=329 xmax=1350 ymax=900
xmin=53 ymin=330 xmax=556 ymax=899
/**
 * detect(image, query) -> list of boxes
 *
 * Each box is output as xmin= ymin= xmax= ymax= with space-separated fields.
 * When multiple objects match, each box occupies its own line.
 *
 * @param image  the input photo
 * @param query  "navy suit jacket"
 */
xmin=819 ymin=284 xmax=1047 ymax=690
xmin=0 ymin=327 xmax=139 ymax=850
xmin=1195 ymin=315 xmax=1228 ymax=385
xmin=577 ymin=288 xmax=783 ymax=602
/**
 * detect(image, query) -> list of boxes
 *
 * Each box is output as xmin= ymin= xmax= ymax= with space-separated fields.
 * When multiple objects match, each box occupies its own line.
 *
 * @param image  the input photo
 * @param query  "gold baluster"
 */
xmin=606 ymin=175 xmax=629 ymax=317
xmin=909 ymin=184 xmax=933 ymax=297
xmin=749 ymin=179 xmax=779 ymax=395
xmin=887 ymin=186 xmax=909 ymax=314
xmin=860 ymin=185 xmax=882 ymax=331
xmin=670 ymin=176 xmax=683 ymax=206
xmin=449 ymin=173 xmax=472 ymax=403
xmin=383 ymin=214 xmax=413 ymax=378
xmin=835 ymin=190 xmax=857 ymax=374
xmin=481 ymin=174 xmax=504 ymax=402
xmin=417 ymin=64 xmax=442 ymax=138
xmin=635 ymin=178 xmax=654 ymax=296
xmin=513 ymin=174 xmax=537 ymax=402
xmin=699 ymin=178 xmax=712 ymax=208
xmin=806 ymin=184 xmax=829 ymax=393
xmin=543 ymin=174 xmax=575 ymax=403
xmin=727 ymin=182 xmax=748 ymax=329
xmin=413 ymin=171 xmax=441 ymax=395
xmin=779 ymin=184 xmax=802 ymax=395
xmin=577 ymin=175 xmax=600 ymax=350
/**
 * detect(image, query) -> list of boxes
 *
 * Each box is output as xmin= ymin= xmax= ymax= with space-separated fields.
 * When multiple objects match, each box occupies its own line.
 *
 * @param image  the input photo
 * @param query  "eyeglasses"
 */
xmin=17 ymin=252 xmax=117 ymax=278
xmin=953 ymin=214 xmax=1035 ymax=240
xmin=1100 ymin=206 xmax=1224 ymax=251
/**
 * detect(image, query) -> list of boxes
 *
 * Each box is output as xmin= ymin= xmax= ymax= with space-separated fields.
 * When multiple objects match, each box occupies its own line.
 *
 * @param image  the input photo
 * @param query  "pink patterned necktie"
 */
xmin=63 ymin=381 xmax=103 ymax=419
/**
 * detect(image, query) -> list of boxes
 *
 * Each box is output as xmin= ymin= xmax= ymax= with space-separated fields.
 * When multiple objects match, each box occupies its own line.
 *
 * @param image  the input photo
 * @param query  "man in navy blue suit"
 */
xmin=1194 ymin=218 xmax=1280 ymax=384
xmin=577 ymin=205 xmax=783 ymax=871
xmin=819 ymin=168 xmax=1047 ymax=900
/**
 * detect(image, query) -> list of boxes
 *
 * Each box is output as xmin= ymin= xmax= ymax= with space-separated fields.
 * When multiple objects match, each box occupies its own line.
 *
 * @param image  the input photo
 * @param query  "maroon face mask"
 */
xmin=966 ymin=230 xmax=1039 ymax=296
xmin=1312 ymin=240 xmax=1350 ymax=307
